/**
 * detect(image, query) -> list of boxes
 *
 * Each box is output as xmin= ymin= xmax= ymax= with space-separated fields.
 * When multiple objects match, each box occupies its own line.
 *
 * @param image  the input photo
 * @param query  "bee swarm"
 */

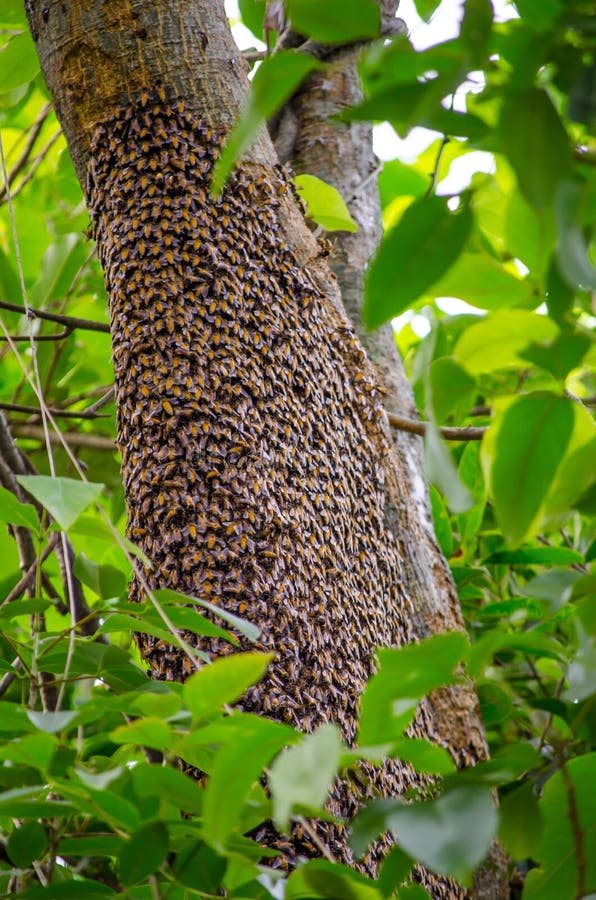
xmin=88 ymin=88 xmax=464 ymax=896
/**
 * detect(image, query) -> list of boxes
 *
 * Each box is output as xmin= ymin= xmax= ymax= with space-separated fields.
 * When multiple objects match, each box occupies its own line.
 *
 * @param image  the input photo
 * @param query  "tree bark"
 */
xmin=26 ymin=1 xmax=505 ymax=895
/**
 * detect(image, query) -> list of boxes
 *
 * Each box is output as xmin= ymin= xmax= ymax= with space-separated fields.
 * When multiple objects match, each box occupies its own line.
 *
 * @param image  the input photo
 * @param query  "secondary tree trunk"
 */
xmin=26 ymin=1 xmax=505 ymax=895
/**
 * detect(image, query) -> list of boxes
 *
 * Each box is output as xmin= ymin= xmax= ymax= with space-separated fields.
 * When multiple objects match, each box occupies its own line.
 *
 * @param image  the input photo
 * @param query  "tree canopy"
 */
xmin=0 ymin=0 xmax=594 ymax=897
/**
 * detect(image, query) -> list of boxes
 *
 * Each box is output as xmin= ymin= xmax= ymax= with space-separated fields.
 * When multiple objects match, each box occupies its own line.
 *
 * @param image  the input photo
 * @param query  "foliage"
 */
xmin=0 ymin=0 xmax=594 ymax=897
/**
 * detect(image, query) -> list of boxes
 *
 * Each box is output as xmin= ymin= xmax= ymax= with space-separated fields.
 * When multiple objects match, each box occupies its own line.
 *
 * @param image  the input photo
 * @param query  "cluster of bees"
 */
xmin=87 ymin=88 xmax=464 ymax=896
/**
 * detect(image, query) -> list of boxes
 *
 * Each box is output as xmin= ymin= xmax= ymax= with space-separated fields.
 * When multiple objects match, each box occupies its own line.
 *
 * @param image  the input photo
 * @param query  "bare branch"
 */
xmin=0 ymin=299 xmax=110 ymax=334
xmin=388 ymin=413 xmax=487 ymax=441
xmin=0 ymin=130 xmax=62 ymax=204
xmin=12 ymin=423 xmax=117 ymax=451
xmin=1 ymin=400 xmax=111 ymax=420
xmin=0 ymin=102 xmax=52 ymax=201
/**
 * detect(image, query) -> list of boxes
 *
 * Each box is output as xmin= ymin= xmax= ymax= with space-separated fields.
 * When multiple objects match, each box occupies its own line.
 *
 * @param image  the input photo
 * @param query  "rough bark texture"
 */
xmin=272 ymin=30 xmax=507 ymax=896
xmin=26 ymin=1 xmax=506 ymax=895
xmin=273 ymin=31 xmax=491 ymax=770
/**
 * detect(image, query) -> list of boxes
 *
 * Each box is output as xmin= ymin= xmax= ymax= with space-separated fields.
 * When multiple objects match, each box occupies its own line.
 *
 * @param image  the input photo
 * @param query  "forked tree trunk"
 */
xmin=26 ymin=1 xmax=505 ymax=895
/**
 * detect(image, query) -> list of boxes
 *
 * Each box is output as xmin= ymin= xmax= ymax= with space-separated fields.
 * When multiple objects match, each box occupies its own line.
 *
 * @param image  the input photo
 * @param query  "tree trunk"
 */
xmin=26 ymin=1 xmax=505 ymax=895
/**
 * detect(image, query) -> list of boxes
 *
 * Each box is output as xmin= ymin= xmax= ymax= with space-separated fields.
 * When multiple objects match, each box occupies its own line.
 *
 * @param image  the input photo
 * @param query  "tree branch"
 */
xmin=12 ymin=423 xmax=116 ymax=451
xmin=388 ymin=413 xmax=486 ymax=441
xmin=0 ymin=299 xmax=110 ymax=333
xmin=1 ymin=400 xmax=111 ymax=420
xmin=0 ymin=102 xmax=52 ymax=201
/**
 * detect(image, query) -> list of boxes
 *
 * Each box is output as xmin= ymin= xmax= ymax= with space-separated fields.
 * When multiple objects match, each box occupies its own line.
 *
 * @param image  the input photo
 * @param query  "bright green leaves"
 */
xmin=294 ymin=174 xmax=358 ymax=232
xmin=482 ymin=394 xmax=575 ymax=547
xmin=498 ymin=782 xmax=543 ymax=860
xmin=358 ymin=633 xmax=468 ymax=744
xmin=500 ymin=89 xmax=571 ymax=213
xmin=212 ymin=51 xmax=320 ymax=193
xmin=199 ymin=715 xmax=298 ymax=852
xmin=287 ymin=859 xmax=383 ymax=900
xmin=0 ymin=484 xmax=39 ymax=532
xmin=118 ymin=822 xmax=169 ymax=886
xmin=285 ymin=0 xmax=380 ymax=44
xmin=523 ymin=756 xmax=596 ymax=899
xmin=269 ymin=723 xmax=343 ymax=830
xmin=352 ymin=787 xmax=497 ymax=884
xmin=183 ymin=652 xmax=272 ymax=720
xmin=454 ymin=310 xmax=559 ymax=375
xmin=0 ymin=31 xmax=40 ymax=93
xmin=364 ymin=196 xmax=473 ymax=329
xmin=7 ymin=821 xmax=48 ymax=869
xmin=555 ymin=180 xmax=596 ymax=291
xmin=16 ymin=475 xmax=104 ymax=531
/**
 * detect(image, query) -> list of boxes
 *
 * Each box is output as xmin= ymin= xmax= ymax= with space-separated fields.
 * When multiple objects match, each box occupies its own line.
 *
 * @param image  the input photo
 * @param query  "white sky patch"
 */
xmin=436 ymin=297 xmax=485 ymax=316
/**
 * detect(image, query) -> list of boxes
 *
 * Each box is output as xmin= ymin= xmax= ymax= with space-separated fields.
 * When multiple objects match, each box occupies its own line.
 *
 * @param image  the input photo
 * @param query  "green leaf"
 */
xmin=481 ymin=393 xmax=575 ymax=547
xmin=287 ymin=859 xmax=383 ymax=900
xmin=16 ymin=475 xmax=104 ymax=531
xmin=505 ymin=189 xmax=555 ymax=275
xmin=499 ymin=782 xmax=543 ymax=859
xmin=432 ymin=252 xmax=535 ymax=311
xmin=354 ymin=787 xmax=497 ymax=883
xmin=7 ymin=821 xmax=48 ymax=868
xmin=295 ymin=174 xmax=357 ymax=232
xmin=130 ymin=690 xmax=182 ymax=720
xmin=27 ymin=710 xmax=79 ymax=734
xmin=378 ymin=159 xmax=429 ymax=208
xmin=412 ymin=0 xmax=442 ymax=21
xmin=269 ymin=723 xmax=343 ymax=830
xmin=454 ymin=310 xmax=559 ymax=375
xmin=187 ymin=593 xmax=261 ymax=642
xmin=131 ymin=763 xmax=204 ymax=815
xmin=500 ymin=89 xmax=571 ymax=211
xmin=173 ymin=840 xmax=227 ymax=893
xmin=520 ymin=332 xmax=591 ymax=381
xmin=212 ymin=52 xmax=320 ymax=193
xmin=0 ymin=598 xmax=52 ymax=619
xmin=378 ymin=846 xmax=415 ymax=897
xmin=460 ymin=0 xmax=493 ymax=67
xmin=485 ymin=547 xmax=584 ymax=566
xmin=365 ymin=196 xmax=473 ymax=329
xmin=513 ymin=0 xmax=563 ymax=30
xmin=0 ymin=484 xmax=39 ymax=531
xmin=285 ymin=0 xmax=380 ymax=44
xmin=388 ymin=738 xmax=456 ymax=776
xmin=429 ymin=484 xmax=454 ymax=560
xmin=429 ymin=357 xmax=476 ymax=423
xmin=238 ymin=0 xmax=266 ymax=41
xmin=73 ymin=552 xmax=127 ymax=599
xmin=0 ymin=32 xmax=40 ymax=93
xmin=183 ymin=652 xmax=273 ymax=720
xmin=118 ymin=822 xmax=169 ymax=886
xmin=110 ymin=717 xmax=173 ymax=752
xmin=358 ymin=632 xmax=468 ymax=744
xmin=0 ymin=733 xmax=57 ymax=771
xmin=523 ymin=755 xmax=596 ymax=899
xmin=425 ymin=421 xmax=473 ymax=514
xmin=555 ymin=180 xmax=596 ymax=291
xmin=201 ymin=714 xmax=298 ymax=852
xmin=29 ymin=234 xmax=87 ymax=308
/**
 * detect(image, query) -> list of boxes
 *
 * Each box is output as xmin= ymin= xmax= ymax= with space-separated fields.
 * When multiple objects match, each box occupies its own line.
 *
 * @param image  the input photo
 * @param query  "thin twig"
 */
xmin=11 ymin=424 xmax=116 ymax=451
xmin=297 ymin=817 xmax=338 ymax=864
xmin=1 ymin=400 xmax=110 ymax=420
xmin=0 ymin=299 xmax=110 ymax=333
xmin=0 ymin=130 xmax=62 ymax=204
xmin=0 ymin=103 xmax=52 ymax=201
xmin=0 ymin=537 xmax=59 ymax=610
xmin=425 ymin=134 xmax=450 ymax=198
xmin=0 ymin=326 xmax=73 ymax=343
xmin=388 ymin=412 xmax=486 ymax=441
